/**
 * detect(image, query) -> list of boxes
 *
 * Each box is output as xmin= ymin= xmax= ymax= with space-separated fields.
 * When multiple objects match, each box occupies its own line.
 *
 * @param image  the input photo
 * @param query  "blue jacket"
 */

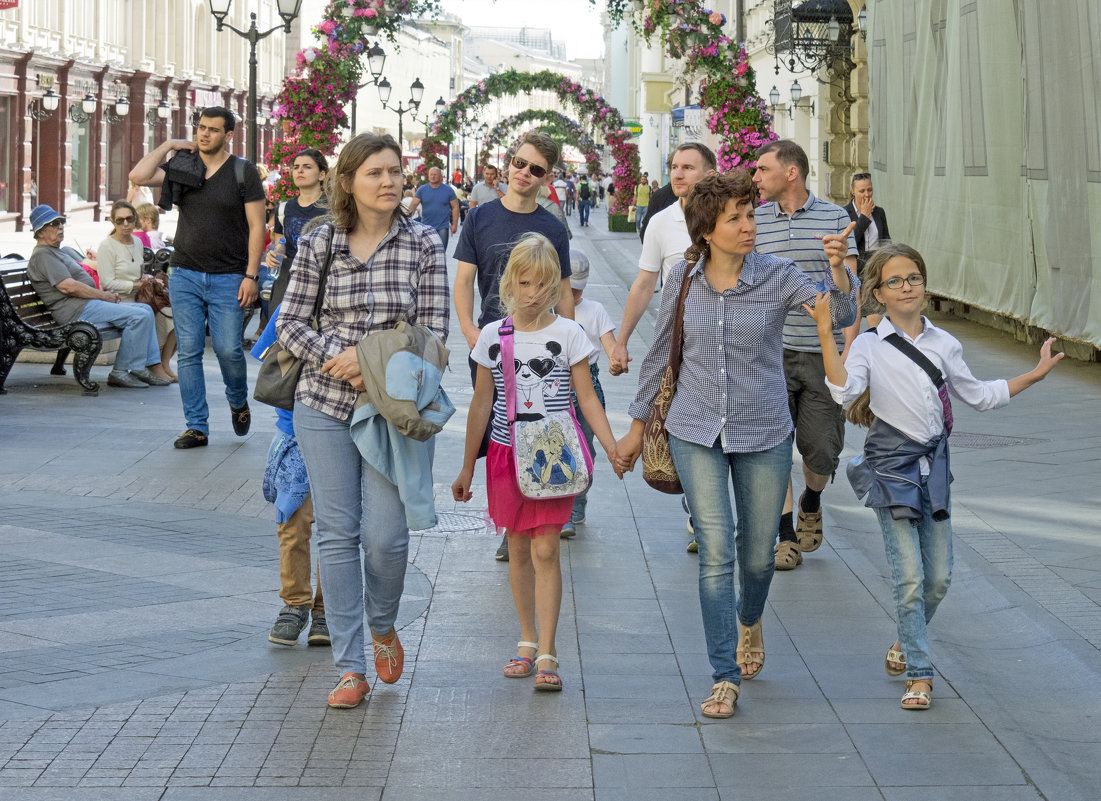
xmin=847 ymin=418 xmax=952 ymax=522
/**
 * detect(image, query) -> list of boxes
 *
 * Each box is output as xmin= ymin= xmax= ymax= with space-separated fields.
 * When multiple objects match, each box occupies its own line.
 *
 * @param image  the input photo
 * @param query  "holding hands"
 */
xmin=609 ymin=341 xmax=632 ymax=376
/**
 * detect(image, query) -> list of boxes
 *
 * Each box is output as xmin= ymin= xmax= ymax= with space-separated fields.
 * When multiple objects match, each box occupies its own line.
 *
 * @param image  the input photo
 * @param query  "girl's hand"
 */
xmin=321 ymin=346 xmax=362 ymax=383
xmin=822 ymin=221 xmax=856 ymax=268
xmin=451 ymin=468 xmax=474 ymax=502
xmin=606 ymin=446 xmax=625 ymax=479
xmin=615 ymin=430 xmax=643 ymax=473
xmin=1034 ymin=337 xmax=1065 ymax=379
xmin=802 ymin=292 xmax=832 ymax=328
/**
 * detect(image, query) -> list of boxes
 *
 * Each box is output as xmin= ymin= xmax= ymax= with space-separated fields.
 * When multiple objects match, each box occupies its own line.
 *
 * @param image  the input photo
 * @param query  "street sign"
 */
xmin=0 ymin=1 xmax=19 ymax=9
xmin=624 ymin=120 xmax=643 ymax=137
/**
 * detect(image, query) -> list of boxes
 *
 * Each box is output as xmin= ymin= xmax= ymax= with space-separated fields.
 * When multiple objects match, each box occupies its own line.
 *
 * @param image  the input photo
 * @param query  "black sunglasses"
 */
xmin=511 ymin=156 xmax=548 ymax=179
xmin=852 ymin=173 xmax=871 ymax=181
xmin=45 ymin=219 xmax=64 ymax=228
xmin=113 ymin=215 xmax=135 ymax=224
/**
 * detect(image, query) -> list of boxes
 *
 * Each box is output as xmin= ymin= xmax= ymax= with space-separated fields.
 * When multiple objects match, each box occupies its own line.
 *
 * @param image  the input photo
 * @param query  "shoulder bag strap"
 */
xmin=666 ymin=262 xmax=696 ymax=381
xmin=309 ymin=223 xmax=335 ymax=327
xmin=499 ymin=318 xmax=517 ymax=425
xmin=883 ymin=332 xmax=954 ymax=434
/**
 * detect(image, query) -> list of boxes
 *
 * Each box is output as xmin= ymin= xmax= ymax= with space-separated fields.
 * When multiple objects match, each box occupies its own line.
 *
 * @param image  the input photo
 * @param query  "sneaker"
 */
xmin=372 ymin=630 xmax=404 ymax=684
xmin=130 ymin=368 xmax=171 ymax=386
xmin=267 ymin=604 xmax=310 ymax=646
xmin=686 ymin=538 xmax=698 ymax=553
xmin=107 ymin=369 xmax=148 ymax=389
xmin=230 ymin=403 xmax=251 ymax=436
xmin=682 ymin=495 xmax=695 ymax=535
xmin=173 ymin=429 xmax=208 ymax=449
xmin=307 ymin=614 xmax=331 ymax=647
xmin=560 ymin=521 xmax=577 ymax=539
xmin=327 ymin=673 xmax=370 ymax=708
xmin=495 ymin=538 xmax=509 ymax=562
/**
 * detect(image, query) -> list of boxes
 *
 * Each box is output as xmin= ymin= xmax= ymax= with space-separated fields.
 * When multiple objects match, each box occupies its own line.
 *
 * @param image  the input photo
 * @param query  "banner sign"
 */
xmin=0 ymin=1 xmax=19 ymax=9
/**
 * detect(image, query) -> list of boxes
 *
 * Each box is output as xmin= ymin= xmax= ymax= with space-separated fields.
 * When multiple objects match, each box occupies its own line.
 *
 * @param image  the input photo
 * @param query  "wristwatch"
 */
xmin=244 ymin=274 xmax=259 ymax=282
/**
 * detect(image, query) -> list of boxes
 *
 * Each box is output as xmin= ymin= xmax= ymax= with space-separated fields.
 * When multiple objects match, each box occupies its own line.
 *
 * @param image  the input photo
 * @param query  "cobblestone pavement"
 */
xmin=1 ymin=204 xmax=1100 ymax=800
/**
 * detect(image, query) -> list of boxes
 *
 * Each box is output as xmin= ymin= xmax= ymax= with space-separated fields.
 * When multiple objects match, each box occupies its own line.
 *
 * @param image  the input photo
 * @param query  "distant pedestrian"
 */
xmin=804 ymin=242 xmax=1062 ymax=711
xmin=452 ymin=233 xmax=622 ymax=692
xmin=633 ymin=173 xmax=651 ymax=233
xmin=576 ymin=175 xmax=593 ymax=227
xmin=408 ymin=166 xmax=459 ymax=250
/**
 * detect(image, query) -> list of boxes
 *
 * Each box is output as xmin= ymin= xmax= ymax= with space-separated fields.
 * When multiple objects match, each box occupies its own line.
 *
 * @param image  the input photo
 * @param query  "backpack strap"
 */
xmin=498 ymin=318 xmax=517 ymax=426
xmin=883 ymin=332 xmax=954 ymax=435
xmin=234 ymin=156 xmax=247 ymax=199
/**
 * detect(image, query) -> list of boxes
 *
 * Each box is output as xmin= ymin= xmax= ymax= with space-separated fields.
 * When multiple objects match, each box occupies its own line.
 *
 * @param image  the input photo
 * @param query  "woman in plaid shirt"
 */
xmin=276 ymin=134 xmax=450 ymax=709
xmin=616 ymin=170 xmax=857 ymax=718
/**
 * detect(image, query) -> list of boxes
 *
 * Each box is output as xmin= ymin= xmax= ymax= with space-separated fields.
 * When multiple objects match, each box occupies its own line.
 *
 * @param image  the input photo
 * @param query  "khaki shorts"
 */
xmin=784 ymin=348 xmax=845 ymax=477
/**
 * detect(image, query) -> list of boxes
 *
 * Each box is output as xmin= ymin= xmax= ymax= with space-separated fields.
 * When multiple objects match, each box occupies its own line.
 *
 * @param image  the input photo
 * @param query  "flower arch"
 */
xmin=477 ymin=110 xmax=602 ymax=177
xmin=419 ymin=70 xmax=639 ymax=213
xmin=267 ymin=1 xmax=775 ymax=203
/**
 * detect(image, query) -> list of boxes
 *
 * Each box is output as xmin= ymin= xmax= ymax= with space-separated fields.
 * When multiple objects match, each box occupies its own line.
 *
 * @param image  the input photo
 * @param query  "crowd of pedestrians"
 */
xmin=21 ymin=111 xmax=1065 ymax=718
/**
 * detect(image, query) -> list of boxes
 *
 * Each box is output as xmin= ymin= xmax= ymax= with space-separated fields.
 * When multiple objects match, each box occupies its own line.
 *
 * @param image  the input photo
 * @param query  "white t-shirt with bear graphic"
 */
xmin=471 ymin=315 xmax=595 ymax=447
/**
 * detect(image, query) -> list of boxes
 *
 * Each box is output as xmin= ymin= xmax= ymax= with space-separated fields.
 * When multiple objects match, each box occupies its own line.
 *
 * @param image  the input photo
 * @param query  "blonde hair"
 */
xmin=498 ymin=233 xmax=562 ymax=317
xmin=135 ymin=203 xmax=160 ymax=228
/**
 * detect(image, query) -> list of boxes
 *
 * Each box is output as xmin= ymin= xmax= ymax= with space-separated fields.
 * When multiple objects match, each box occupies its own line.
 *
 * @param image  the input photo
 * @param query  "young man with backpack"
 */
xmin=577 ymin=174 xmax=593 ymax=227
xmin=130 ymin=106 xmax=267 ymax=449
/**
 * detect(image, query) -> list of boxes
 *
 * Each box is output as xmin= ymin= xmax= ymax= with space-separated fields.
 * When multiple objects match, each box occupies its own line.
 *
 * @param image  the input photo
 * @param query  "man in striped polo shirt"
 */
xmin=753 ymin=140 xmax=859 ymax=570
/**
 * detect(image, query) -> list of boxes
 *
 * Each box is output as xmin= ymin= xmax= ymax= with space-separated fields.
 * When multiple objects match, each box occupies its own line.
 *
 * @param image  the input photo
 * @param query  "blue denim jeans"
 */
xmin=435 ymin=227 xmax=450 ymax=251
xmin=294 ymin=403 xmax=410 ymax=676
xmin=168 ymin=267 xmax=248 ymax=434
xmin=634 ymin=205 xmax=648 ymax=232
xmin=77 ymin=300 xmax=159 ymax=372
xmin=670 ymin=434 xmax=792 ymax=684
xmin=874 ymin=476 xmax=953 ymax=681
xmin=579 ymin=200 xmax=591 ymax=226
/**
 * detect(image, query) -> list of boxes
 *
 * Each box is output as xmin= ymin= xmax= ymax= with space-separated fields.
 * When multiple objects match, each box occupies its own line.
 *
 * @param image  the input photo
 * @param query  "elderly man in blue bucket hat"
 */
xmin=25 ymin=204 xmax=168 ymax=389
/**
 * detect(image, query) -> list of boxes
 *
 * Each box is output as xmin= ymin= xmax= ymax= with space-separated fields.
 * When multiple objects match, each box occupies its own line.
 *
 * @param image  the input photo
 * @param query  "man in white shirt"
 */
xmin=468 ymin=164 xmax=505 ymax=209
xmin=609 ymin=142 xmax=716 ymax=376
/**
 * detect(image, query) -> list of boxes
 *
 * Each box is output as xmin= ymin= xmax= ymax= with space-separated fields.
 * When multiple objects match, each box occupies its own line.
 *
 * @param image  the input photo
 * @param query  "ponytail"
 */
xmin=845 ymin=388 xmax=875 ymax=428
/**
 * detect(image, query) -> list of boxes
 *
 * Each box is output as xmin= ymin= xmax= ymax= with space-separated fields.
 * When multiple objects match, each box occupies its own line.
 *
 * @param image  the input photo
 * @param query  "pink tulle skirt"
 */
xmin=486 ymin=441 xmax=573 ymax=536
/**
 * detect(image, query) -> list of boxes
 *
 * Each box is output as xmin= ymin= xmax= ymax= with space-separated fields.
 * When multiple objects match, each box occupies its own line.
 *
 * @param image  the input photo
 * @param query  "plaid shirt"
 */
xmin=629 ymin=253 xmax=857 ymax=453
xmin=276 ymin=217 xmax=450 ymax=419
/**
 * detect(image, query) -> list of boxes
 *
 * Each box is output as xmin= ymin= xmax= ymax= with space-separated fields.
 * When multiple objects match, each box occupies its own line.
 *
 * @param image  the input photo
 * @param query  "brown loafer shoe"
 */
xmin=372 ymin=630 xmax=403 ymax=684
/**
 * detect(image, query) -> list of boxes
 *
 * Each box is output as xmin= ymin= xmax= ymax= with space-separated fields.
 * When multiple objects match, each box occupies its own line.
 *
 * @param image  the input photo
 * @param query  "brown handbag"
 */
xmin=641 ymin=263 xmax=696 ymax=494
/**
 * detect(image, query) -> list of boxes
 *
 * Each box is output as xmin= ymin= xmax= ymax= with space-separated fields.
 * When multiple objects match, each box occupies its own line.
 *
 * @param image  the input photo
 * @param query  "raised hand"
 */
xmin=822 ymin=221 xmax=856 ymax=268
xmin=801 ymin=292 xmax=832 ymax=327
xmin=1034 ymin=337 xmax=1065 ymax=379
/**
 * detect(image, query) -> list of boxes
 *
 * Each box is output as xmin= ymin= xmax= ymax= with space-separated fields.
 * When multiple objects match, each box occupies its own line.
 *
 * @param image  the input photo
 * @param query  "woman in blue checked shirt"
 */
xmin=616 ymin=170 xmax=858 ymax=718
xmin=276 ymin=134 xmax=450 ymax=710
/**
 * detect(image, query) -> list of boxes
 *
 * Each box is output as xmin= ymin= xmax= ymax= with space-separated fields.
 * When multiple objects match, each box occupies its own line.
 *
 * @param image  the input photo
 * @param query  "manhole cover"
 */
xmin=951 ymin=432 xmax=1046 ymax=449
xmin=428 ymin=511 xmax=488 ymax=532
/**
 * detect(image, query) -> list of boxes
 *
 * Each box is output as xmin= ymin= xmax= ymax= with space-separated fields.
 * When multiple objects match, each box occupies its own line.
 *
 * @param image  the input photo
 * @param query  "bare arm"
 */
xmin=57 ymin=277 xmax=119 ymax=302
xmin=449 ymin=198 xmax=459 ymax=231
xmin=129 ymin=139 xmax=195 ymax=187
xmin=451 ymin=365 xmax=496 ymax=501
xmin=557 ymin=277 xmax=575 ymax=320
xmin=599 ymin=330 xmax=617 ymax=363
xmin=1007 ymin=338 xmax=1064 ymax=396
xmin=841 ymin=254 xmax=860 ymax=357
xmin=611 ymin=269 xmax=660 ymax=374
xmin=237 ymin=198 xmax=265 ymax=307
xmin=804 ymin=293 xmax=848 ymax=386
xmin=571 ymin=361 xmax=623 ymax=477
xmin=407 ymin=197 xmax=422 ymax=216
xmin=454 ymin=259 xmax=480 ymax=349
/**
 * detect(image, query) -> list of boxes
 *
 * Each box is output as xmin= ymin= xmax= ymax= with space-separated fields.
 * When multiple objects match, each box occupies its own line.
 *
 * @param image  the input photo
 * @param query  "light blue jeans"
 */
xmin=634 ymin=205 xmax=648 ymax=233
xmin=77 ymin=300 xmax=159 ymax=372
xmin=168 ymin=267 xmax=248 ymax=434
xmin=670 ymin=434 xmax=792 ymax=684
xmin=874 ymin=476 xmax=953 ymax=682
xmin=294 ymin=403 xmax=410 ymax=676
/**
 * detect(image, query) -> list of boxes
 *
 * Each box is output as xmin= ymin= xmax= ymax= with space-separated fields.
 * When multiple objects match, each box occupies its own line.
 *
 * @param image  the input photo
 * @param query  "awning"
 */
xmin=671 ymin=105 xmax=701 ymax=127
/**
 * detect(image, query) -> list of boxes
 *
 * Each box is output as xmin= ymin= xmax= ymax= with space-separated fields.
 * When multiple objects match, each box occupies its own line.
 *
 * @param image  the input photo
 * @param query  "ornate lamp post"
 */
xmin=377 ymin=77 xmax=440 ymax=151
xmin=208 ymin=0 xmax=303 ymax=163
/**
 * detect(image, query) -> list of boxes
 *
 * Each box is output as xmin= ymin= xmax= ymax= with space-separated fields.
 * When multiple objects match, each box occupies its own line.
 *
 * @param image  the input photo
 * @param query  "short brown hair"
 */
xmin=861 ymin=241 xmax=928 ymax=314
xmin=327 ymin=133 xmax=407 ymax=231
xmin=109 ymin=199 xmax=138 ymax=232
xmin=682 ymin=170 xmax=757 ymax=262
xmin=519 ymin=130 xmax=560 ymax=172
xmin=676 ymin=142 xmax=718 ymax=172
xmin=755 ymin=139 xmax=809 ymax=181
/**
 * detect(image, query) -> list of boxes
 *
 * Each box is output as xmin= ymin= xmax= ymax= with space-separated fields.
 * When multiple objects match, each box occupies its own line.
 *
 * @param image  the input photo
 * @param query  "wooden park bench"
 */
xmin=0 ymin=257 xmax=106 ymax=395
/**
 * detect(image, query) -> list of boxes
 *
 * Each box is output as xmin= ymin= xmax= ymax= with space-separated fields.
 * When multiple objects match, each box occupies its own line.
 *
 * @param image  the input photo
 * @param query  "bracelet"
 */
xmin=243 ymin=274 xmax=259 ymax=282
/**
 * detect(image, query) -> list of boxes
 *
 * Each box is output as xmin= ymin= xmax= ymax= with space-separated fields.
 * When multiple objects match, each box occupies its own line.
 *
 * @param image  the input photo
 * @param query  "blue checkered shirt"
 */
xmin=629 ymin=253 xmax=858 ymax=453
xmin=277 ymin=217 xmax=450 ymax=419
xmin=754 ymin=192 xmax=857 ymax=352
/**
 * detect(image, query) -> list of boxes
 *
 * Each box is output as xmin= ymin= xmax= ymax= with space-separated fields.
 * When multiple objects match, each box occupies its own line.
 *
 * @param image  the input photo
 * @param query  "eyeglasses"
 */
xmin=879 ymin=273 xmax=926 ymax=290
xmin=45 ymin=219 xmax=64 ymax=228
xmin=511 ymin=156 xmax=548 ymax=179
xmin=112 ymin=215 xmax=135 ymax=225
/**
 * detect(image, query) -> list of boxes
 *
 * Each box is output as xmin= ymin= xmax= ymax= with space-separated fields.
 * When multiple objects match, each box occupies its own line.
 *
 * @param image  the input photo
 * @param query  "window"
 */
xmin=0 ymin=96 xmax=10 ymax=212
xmin=71 ymin=118 xmax=91 ymax=202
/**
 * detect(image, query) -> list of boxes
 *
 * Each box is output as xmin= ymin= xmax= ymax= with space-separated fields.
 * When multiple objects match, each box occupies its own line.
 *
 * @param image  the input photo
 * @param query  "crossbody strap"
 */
xmin=309 ymin=223 xmax=335 ymax=327
xmin=883 ymin=331 xmax=954 ymax=435
xmin=666 ymin=262 xmax=697 ymax=380
xmin=499 ymin=317 xmax=517 ymax=425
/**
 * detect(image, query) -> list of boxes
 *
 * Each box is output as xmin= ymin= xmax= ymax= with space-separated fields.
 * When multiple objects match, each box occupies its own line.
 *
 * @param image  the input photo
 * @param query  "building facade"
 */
xmin=0 ymin=0 xmax=291 ymax=231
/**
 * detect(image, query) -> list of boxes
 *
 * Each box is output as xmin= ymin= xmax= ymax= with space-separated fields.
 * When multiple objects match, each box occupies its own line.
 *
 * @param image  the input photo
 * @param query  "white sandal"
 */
xmin=503 ymin=640 xmax=538 ymax=678
xmin=533 ymin=653 xmax=563 ymax=692
xmin=901 ymin=680 xmax=932 ymax=710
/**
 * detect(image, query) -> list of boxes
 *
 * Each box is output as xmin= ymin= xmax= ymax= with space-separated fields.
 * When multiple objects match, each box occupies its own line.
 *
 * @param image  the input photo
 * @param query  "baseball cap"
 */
xmin=30 ymin=205 xmax=65 ymax=233
xmin=569 ymin=252 xmax=590 ymax=290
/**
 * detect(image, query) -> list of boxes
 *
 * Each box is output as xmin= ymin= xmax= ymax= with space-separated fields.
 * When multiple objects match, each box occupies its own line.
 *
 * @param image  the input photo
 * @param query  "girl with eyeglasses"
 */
xmin=804 ymin=242 xmax=1063 ymax=711
xmin=98 ymin=199 xmax=176 ymax=382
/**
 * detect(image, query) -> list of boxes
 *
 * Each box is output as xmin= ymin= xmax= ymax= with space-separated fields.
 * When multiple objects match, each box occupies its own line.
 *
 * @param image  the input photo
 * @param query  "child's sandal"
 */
xmin=503 ymin=641 xmax=538 ymax=678
xmin=533 ymin=654 xmax=563 ymax=692
xmin=901 ymin=679 xmax=932 ymax=710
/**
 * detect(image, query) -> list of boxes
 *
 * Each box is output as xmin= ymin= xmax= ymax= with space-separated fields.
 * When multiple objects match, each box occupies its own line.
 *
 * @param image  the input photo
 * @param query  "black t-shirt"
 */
xmin=169 ymin=155 xmax=265 ymax=274
xmin=270 ymin=196 xmax=327 ymax=308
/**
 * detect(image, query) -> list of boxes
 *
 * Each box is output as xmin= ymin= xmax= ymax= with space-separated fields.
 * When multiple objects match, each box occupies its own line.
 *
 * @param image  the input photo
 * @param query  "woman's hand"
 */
xmin=321 ymin=346 xmax=362 ymax=384
xmin=615 ymin=428 xmax=643 ymax=473
xmin=451 ymin=467 xmax=474 ymax=502
xmin=606 ymin=445 xmax=626 ymax=479
xmin=822 ymin=221 xmax=856 ymax=269
xmin=802 ymin=292 xmax=832 ymax=329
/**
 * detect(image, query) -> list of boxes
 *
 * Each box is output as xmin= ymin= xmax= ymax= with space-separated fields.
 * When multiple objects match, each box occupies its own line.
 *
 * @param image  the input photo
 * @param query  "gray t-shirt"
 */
xmin=469 ymin=181 xmax=503 ymax=206
xmin=27 ymin=245 xmax=94 ymax=325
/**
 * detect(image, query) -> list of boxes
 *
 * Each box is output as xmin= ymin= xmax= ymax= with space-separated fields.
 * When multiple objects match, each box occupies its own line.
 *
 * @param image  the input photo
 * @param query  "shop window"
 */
xmin=71 ymin=119 xmax=92 ymax=202
xmin=0 ymin=96 xmax=10 ymax=212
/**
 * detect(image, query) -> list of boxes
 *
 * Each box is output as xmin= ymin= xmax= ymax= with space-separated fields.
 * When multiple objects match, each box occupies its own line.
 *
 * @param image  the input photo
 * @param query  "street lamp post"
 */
xmin=472 ymin=122 xmax=488 ymax=173
xmin=349 ymin=42 xmax=388 ymax=132
xmin=208 ymin=0 xmax=302 ymax=164
xmin=377 ymin=78 xmax=443 ymax=153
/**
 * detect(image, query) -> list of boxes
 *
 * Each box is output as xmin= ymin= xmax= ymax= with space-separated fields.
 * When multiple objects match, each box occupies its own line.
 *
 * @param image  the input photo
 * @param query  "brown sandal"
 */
xmin=736 ymin=620 xmax=765 ymax=680
xmin=700 ymin=680 xmax=739 ymax=718
xmin=774 ymin=541 xmax=803 ymax=570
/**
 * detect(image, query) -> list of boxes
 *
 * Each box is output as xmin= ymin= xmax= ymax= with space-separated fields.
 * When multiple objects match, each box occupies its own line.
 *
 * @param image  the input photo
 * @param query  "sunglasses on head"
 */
xmin=511 ymin=156 xmax=547 ymax=179
xmin=853 ymin=173 xmax=871 ymax=181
